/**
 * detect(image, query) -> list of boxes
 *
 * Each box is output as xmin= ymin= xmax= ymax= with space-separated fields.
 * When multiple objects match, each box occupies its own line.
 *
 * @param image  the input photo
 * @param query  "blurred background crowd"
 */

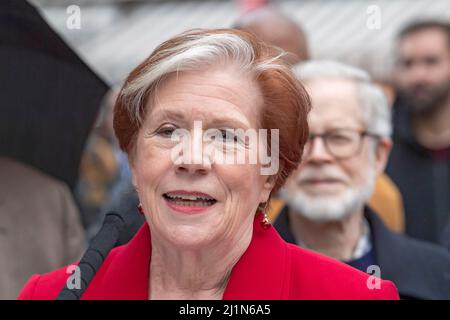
xmin=1 ymin=0 xmax=450 ymax=299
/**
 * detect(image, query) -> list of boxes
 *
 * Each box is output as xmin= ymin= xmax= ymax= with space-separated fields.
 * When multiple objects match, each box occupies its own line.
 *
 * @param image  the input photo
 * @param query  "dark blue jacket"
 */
xmin=386 ymin=99 xmax=450 ymax=245
xmin=274 ymin=206 xmax=450 ymax=299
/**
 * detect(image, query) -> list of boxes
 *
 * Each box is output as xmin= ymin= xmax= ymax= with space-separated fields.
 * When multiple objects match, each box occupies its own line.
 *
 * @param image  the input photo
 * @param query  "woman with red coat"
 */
xmin=19 ymin=29 xmax=399 ymax=300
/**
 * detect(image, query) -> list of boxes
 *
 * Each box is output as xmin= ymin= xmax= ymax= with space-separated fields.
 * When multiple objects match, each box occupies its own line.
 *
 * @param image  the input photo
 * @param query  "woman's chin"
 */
xmin=153 ymin=199 xmax=226 ymax=248
xmin=165 ymin=228 xmax=219 ymax=249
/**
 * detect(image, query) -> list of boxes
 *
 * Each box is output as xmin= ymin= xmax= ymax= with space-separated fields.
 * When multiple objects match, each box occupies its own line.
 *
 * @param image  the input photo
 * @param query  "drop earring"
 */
xmin=261 ymin=212 xmax=270 ymax=230
xmin=259 ymin=202 xmax=271 ymax=230
xmin=137 ymin=203 xmax=144 ymax=215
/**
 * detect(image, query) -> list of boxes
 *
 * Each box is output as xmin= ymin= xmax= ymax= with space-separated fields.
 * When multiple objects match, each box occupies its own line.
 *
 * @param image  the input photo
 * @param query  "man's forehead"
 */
xmin=305 ymin=76 xmax=358 ymax=92
xmin=399 ymin=28 xmax=450 ymax=54
xmin=308 ymin=110 xmax=364 ymax=131
xmin=306 ymin=78 xmax=361 ymax=109
xmin=305 ymin=78 xmax=365 ymax=129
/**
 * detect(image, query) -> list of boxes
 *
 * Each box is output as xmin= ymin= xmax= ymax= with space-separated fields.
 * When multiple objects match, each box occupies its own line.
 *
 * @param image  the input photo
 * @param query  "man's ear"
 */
xmin=375 ymin=137 xmax=392 ymax=175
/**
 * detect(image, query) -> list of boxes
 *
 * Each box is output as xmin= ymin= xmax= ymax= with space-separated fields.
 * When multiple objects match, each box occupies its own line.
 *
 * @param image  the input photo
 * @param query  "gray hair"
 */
xmin=293 ymin=60 xmax=392 ymax=137
xmin=119 ymin=30 xmax=285 ymax=124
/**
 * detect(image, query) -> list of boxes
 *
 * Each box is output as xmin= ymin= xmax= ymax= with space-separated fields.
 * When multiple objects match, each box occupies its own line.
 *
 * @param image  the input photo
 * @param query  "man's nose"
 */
xmin=305 ymin=136 xmax=334 ymax=163
xmin=409 ymin=63 xmax=430 ymax=84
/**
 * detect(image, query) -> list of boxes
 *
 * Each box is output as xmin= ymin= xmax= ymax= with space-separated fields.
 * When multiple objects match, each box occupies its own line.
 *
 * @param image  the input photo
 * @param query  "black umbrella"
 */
xmin=0 ymin=0 xmax=109 ymax=189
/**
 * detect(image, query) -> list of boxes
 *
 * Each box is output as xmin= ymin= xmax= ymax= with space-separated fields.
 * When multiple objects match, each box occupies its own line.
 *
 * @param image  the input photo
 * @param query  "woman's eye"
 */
xmin=156 ymin=126 xmax=176 ymax=137
xmin=219 ymin=129 xmax=239 ymax=143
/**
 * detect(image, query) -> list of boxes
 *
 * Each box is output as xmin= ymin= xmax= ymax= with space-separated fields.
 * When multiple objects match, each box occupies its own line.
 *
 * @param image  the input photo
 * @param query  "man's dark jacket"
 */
xmin=274 ymin=206 xmax=450 ymax=299
xmin=386 ymin=99 xmax=450 ymax=245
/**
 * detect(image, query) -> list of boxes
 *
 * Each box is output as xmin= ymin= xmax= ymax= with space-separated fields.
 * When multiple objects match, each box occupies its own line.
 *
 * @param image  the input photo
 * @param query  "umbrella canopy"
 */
xmin=0 ymin=0 xmax=109 ymax=189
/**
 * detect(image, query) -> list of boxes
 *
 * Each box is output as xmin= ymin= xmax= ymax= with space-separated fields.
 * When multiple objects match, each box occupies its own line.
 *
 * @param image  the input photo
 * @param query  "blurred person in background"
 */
xmin=19 ymin=29 xmax=399 ymax=300
xmin=0 ymin=157 xmax=84 ymax=299
xmin=85 ymin=88 xmax=144 ymax=244
xmin=96 ymin=87 xmax=131 ymax=183
xmin=388 ymin=21 xmax=450 ymax=246
xmin=276 ymin=60 xmax=450 ymax=300
xmin=234 ymin=5 xmax=405 ymax=233
xmin=75 ymin=88 xmax=131 ymax=230
xmin=233 ymin=5 xmax=309 ymax=65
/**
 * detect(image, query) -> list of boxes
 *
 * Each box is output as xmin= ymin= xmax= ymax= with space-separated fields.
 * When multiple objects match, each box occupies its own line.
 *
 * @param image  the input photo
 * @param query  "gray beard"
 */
xmin=280 ymin=173 xmax=376 ymax=223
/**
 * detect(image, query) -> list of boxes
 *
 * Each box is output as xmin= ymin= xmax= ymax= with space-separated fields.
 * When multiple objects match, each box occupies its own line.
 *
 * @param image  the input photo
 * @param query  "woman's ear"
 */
xmin=131 ymin=170 xmax=138 ymax=192
xmin=259 ymin=174 xmax=277 ymax=203
xmin=128 ymin=155 xmax=139 ymax=192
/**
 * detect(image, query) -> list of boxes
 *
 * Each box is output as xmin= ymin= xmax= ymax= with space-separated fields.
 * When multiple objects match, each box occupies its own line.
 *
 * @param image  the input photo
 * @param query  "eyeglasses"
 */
xmin=304 ymin=128 xmax=381 ymax=160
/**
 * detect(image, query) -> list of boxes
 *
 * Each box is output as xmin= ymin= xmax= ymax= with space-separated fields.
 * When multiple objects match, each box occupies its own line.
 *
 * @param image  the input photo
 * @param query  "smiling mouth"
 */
xmin=162 ymin=192 xmax=217 ymax=207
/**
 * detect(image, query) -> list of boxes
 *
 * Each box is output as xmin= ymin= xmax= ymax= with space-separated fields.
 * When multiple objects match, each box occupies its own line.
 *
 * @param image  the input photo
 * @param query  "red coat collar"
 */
xmin=82 ymin=213 xmax=289 ymax=300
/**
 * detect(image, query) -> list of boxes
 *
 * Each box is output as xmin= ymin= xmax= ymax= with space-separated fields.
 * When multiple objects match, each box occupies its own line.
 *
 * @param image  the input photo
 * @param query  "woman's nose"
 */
xmin=174 ymin=129 xmax=212 ymax=175
xmin=175 ymin=161 xmax=211 ymax=175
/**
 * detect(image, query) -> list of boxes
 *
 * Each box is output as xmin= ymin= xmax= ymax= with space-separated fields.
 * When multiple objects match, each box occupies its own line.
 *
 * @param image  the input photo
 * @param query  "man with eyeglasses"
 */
xmin=274 ymin=60 xmax=450 ymax=299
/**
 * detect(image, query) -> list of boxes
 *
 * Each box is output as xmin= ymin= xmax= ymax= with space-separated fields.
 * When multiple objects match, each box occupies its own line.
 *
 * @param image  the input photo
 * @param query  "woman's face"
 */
xmin=130 ymin=66 xmax=274 ymax=249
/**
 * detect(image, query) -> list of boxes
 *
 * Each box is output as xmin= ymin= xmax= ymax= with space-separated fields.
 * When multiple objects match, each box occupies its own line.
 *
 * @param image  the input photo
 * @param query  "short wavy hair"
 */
xmin=114 ymin=28 xmax=311 ymax=196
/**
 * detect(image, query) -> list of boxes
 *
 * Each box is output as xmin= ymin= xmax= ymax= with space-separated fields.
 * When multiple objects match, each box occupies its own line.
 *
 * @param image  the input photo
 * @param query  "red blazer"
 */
xmin=18 ymin=213 xmax=399 ymax=300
